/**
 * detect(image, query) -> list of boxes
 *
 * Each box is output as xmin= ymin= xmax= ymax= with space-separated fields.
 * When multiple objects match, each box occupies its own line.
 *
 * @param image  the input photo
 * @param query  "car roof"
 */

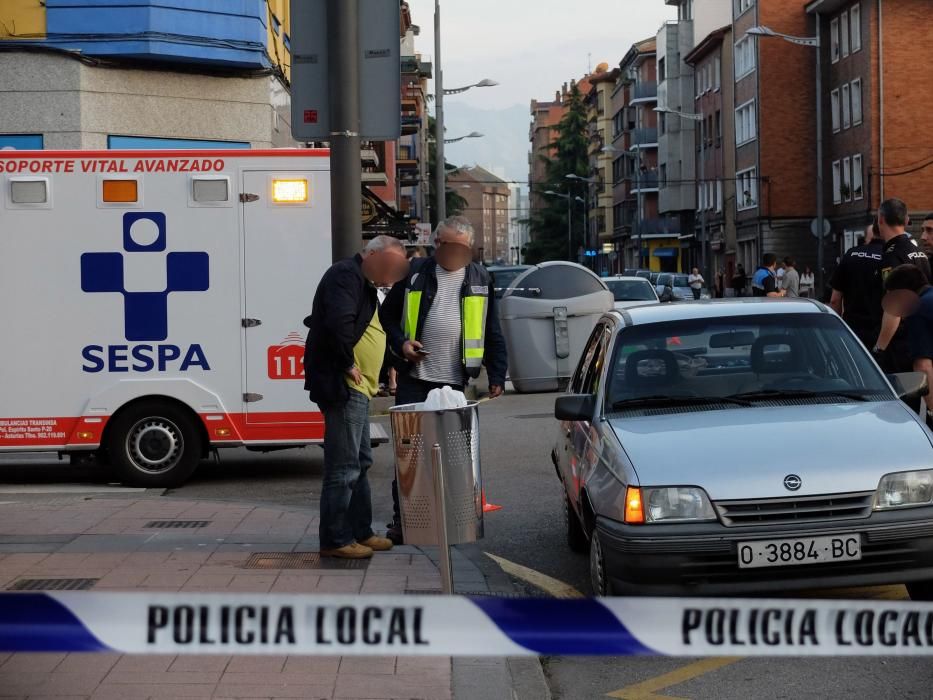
xmin=603 ymin=276 xmax=653 ymax=282
xmin=607 ymin=298 xmax=829 ymax=325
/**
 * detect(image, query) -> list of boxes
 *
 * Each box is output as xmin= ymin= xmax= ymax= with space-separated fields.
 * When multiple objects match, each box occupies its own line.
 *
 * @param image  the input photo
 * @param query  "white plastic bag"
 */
xmin=424 ymin=385 xmax=468 ymax=410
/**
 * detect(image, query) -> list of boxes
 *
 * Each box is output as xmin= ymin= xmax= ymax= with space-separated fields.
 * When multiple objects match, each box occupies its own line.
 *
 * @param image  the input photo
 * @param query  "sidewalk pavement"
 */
xmin=0 ymin=492 xmax=550 ymax=700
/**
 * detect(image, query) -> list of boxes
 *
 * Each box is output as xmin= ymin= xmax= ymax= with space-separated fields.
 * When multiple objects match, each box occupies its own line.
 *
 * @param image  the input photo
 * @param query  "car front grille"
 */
xmin=715 ymin=492 xmax=875 ymax=527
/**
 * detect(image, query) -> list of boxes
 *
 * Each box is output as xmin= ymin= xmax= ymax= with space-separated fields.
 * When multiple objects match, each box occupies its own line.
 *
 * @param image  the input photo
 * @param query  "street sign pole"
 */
xmin=327 ymin=0 xmax=362 ymax=263
xmin=434 ymin=0 xmax=446 ymax=224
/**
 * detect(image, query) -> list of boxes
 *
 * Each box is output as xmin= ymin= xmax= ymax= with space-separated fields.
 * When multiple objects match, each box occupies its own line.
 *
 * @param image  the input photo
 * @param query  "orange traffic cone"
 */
xmin=482 ymin=489 xmax=502 ymax=513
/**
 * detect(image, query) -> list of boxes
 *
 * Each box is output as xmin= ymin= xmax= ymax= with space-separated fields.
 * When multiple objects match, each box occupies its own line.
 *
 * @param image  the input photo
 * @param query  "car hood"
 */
xmin=614 ymin=300 xmax=657 ymax=310
xmin=608 ymin=402 xmax=933 ymax=500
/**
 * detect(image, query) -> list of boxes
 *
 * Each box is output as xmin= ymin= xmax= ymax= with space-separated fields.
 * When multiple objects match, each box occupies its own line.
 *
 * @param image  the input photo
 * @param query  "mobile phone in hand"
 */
xmin=415 ymin=348 xmax=431 ymax=356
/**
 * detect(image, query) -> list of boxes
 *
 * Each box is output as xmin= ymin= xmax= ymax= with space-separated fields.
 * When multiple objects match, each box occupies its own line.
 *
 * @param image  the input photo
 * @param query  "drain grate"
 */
xmin=244 ymin=552 xmax=320 ymax=569
xmin=404 ymin=589 xmax=546 ymax=598
xmin=9 ymin=578 xmax=98 ymax=591
xmin=145 ymin=520 xmax=211 ymax=529
xmin=243 ymin=552 xmax=368 ymax=571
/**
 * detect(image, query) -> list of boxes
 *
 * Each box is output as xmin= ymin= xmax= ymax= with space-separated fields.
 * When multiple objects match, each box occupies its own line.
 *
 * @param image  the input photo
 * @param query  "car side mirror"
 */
xmin=888 ymin=372 xmax=929 ymax=402
xmin=555 ymin=394 xmax=597 ymax=422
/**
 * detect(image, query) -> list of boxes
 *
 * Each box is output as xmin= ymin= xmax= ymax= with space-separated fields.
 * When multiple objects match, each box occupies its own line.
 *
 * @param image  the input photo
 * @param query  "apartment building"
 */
xmin=584 ymin=65 xmax=620 ymax=269
xmin=447 ymin=166 xmax=511 ymax=263
xmin=685 ymin=24 xmax=737 ymax=281
xmin=807 ymin=0 xmax=933 ymax=255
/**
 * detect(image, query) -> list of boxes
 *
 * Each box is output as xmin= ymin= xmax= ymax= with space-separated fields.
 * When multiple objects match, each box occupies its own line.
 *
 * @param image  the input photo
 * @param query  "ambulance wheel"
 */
xmin=106 ymin=401 xmax=203 ymax=488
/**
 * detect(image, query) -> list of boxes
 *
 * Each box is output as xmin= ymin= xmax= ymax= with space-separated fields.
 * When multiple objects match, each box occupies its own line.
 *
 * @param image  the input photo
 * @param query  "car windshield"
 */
xmin=605 ymin=279 xmax=656 ymax=302
xmin=606 ymin=314 xmax=891 ymax=409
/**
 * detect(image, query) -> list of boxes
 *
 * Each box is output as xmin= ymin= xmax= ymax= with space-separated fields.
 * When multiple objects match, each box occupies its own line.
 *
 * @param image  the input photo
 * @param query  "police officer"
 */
xmin=872 ymin=198 xmax=933 ymax=372
xmin=829 ymin=223 xmax=883 ymax=349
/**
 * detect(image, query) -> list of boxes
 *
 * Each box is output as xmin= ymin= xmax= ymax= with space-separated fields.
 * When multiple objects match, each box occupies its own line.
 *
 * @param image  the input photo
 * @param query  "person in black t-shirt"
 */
xmin=872 ymin=199 xmax=933 ymax=373
xmin=830 ymin=223 xmax=883 ymax=349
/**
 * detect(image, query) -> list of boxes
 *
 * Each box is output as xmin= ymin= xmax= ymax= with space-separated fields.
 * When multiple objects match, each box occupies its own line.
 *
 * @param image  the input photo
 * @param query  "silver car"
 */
xmin=553 ymin=299 xmax=933 ymax=597
xmin=603 ymin=275 xmax=660 ymax=311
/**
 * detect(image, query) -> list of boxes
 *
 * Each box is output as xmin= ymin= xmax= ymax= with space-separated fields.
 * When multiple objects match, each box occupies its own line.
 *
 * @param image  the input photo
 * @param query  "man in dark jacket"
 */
xmin=380 ymin=216 xmax=508 ymax=543
xmin=303 ymin=236 xmax=408 ymax=559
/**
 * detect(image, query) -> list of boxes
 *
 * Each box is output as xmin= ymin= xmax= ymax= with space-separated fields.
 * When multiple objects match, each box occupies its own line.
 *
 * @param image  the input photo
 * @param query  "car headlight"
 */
xmin=873 ymin=470 xmax=933 ymax=510
xmin=641 ymin=487 xmax=717 ymax=523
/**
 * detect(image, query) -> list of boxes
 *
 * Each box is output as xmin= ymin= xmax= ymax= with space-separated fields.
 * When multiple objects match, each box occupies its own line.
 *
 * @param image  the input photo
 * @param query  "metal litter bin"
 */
xmin=389 ymin=401 xmax=483 ymax=592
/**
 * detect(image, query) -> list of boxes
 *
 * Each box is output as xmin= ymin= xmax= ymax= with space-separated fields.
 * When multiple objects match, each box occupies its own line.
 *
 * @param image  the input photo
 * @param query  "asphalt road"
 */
xmin=3 ymin=390 xmax=933 ymax=698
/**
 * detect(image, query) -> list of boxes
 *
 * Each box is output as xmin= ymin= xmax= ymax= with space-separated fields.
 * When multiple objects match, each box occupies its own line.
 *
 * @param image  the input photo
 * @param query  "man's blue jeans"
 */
xmin=319 ymin=389 xmax=374 ymax=549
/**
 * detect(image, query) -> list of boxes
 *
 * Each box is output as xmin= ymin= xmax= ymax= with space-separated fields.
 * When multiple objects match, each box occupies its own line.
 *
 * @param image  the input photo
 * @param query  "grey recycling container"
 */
xmin=388 ymin=402 xmax=483 ymax=546
xmin=499 ymin=262 xmax=613 ymax=393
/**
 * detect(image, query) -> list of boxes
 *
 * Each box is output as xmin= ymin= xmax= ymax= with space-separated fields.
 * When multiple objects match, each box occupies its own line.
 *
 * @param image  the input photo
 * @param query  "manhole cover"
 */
xmin=145 ymin=520 xmax=211 ymax=529
xmin=9 ymin=578 xmax=98 ymax=591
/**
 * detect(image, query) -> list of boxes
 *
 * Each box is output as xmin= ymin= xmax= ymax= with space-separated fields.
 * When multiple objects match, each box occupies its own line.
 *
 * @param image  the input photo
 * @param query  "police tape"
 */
xmin=3 ymin=592 xmax=933 ymax=656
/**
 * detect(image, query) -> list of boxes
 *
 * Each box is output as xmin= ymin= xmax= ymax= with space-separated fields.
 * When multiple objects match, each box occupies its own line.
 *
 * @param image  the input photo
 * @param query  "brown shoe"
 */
xmin=358 ymin=535 xmax=393 ymax=552
xmin=320 ymin=542 xmax=374 ymax=559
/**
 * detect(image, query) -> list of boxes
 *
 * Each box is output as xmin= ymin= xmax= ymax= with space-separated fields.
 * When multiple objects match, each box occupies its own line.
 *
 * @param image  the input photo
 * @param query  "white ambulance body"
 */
xmin=0 ymin=149 xmax=339 ymax=486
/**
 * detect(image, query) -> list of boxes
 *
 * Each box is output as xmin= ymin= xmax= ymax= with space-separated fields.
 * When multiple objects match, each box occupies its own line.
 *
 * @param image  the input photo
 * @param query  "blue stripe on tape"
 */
xmin=470 ymin=598 xmax=656 ymax=656
xmin=0 ymin=594 xmax=110 ymax=653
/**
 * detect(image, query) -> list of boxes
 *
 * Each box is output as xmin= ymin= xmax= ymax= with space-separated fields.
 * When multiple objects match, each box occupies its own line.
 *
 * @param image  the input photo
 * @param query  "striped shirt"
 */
xmin=413 ymin=266 xmax=466 ymax=386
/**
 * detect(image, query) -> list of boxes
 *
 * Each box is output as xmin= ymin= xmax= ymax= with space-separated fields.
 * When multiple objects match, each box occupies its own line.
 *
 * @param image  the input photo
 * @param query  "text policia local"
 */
xmin=147 ymin=604 xmax=429 ymax=648
xmin=0 ymin=158 xmax=226 ymax=174
xmin=682 ymin=606 xmax=933 ymax=649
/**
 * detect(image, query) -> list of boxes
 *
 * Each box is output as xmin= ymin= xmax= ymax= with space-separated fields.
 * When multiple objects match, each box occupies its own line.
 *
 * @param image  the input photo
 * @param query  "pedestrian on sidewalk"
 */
xmin=800 ymin=265 xmax=815 ymax=298
xmin=732 ymin=264 xmax=747 ymax=297
xmin=830 ymin=223 xmax=883 ymax=350
xmin=782 ymin=257 xmax=800 ymax=298
xmin=381 ymin=216 xmax=509 ymax=544
xmin=751 ymin=254 xmax=785 ymax=298
xmin=882 ymin=263 xmax=933 ymax=420
xmin=872 ymin=198 xmax=933 ymax=373
xmin=303 ymin=235 xmax=409 ymax=559
xmin=688 ymin=267 xmax=705 ymax=300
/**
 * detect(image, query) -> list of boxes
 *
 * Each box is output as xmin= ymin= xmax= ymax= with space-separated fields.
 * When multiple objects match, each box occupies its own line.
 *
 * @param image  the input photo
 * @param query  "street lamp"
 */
xmin=747 ymin=24 xmax=825 ymax=294
xmin=444 ymin=78 xmax=499 ymax=96
xmin=433 ymin=1 xmax=499 ymax=224
xmin=566 ymin=173 xmax=598 ymax=254
xmin=545 ymin=190 xmax=574 ymax=260
xmin=603 ymin=144 xmax=645 ymax=269
xmin=443 ymin=131 xmax=484 ymax=145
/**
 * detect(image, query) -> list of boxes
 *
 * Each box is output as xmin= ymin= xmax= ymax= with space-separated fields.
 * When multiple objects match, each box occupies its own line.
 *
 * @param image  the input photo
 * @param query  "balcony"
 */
xmin=616 ymin=214 xmax=681 ymax=237
xmin=631 ymin=172 xmax=659 ymax=191
xmin=631 ymin=81 xmax=658 ymax=103
xmin=631 ymin=128 xmax=658 ymax=147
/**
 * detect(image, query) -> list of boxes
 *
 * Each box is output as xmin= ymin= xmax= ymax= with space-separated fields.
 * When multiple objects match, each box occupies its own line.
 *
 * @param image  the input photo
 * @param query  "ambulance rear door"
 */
xmin=241 ymin=167 xmax=331 ymax=442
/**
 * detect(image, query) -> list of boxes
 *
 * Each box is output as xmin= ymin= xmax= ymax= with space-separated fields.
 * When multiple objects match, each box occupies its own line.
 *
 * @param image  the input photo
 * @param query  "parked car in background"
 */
xmin=602 ymin=276 xmax=659 ymax=310
xmin=657 ymin=273 xmax=710 ymax=301
xmin=488 ymin=264 xmax=532 ymax=299
xmin=553 ymin=299 xmax=933 ymax=598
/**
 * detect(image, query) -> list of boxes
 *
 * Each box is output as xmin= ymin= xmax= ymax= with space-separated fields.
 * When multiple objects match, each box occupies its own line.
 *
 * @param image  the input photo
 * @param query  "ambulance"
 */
xmin=0 ymin=148 xmax=356 ymax=487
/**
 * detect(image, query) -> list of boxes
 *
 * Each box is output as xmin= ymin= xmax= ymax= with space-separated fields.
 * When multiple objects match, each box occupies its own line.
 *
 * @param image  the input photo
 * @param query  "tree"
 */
xmin=427 ymin=116 xmax=468 ymax=229
xmin=526 ymin=82 xmax=589 ymax=264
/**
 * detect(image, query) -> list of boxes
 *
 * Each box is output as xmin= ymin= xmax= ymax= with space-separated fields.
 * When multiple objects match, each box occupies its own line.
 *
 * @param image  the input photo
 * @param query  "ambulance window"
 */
xmin=189 ymin=177 xmax=230 ymax=206
xmin=10 ymin=178 xmax=48 ymax=204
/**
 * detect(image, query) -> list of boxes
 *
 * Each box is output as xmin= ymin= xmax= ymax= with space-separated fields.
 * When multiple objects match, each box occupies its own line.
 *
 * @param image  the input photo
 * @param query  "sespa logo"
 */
xmin=80 ymin=212 xmax=211 ymax=373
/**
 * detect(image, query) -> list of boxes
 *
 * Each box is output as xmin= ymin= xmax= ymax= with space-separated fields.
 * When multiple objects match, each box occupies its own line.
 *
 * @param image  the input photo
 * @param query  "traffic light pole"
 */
xmin=328 ymin=0 xmax=362 ymax=263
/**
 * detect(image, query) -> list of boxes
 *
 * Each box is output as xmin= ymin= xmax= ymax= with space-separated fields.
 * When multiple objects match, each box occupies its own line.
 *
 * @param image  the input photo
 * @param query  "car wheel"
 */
xmin=906 ymin=581 xmax=933 ymax=601
xmin=565 ymin=494 xmax=587 ymax=553
xmin=106 ymin=400 xmax=203 ymax=488
xmin=589 ymin=531 xmax=613 ymax=596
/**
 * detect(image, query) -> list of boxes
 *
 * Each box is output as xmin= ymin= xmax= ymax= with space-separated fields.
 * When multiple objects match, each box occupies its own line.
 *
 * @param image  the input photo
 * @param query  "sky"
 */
xmin=404 ymin=0 xmax=677 ymax=181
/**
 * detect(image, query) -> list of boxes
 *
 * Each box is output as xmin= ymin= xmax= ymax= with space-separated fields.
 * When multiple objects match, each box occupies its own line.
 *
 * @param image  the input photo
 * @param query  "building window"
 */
xmin=659 ymin=112 xmax=666 ymax=136
xmin=660 ymin=163 xmax=667 ymax=186
xmin=831 ymin=89 xmax=841 ymax=132
xmin=272 ymin=14 xmax=282 ymax=35
xmin=832 ymin=160 xmax=842 ymax=204
xmin=831 ymin=18 xmax=840 ymax=63
xmin=659 ymin=57 xmax=666 ymax=83
xmin=0 ymin=134 xmax=43 ymax=149
xmin=842 ymin=157 xmax=852 ymax=202
xmin=735 ymin=36 xmax=756 ymax=80
xmin=714 ymin=56 xmax=721 ymax=91
xmin=853 ymin=153 xmax=864 ymax=200
xmin=735 ymin=100 xmax=757 ymax=146
xmin=284 ymin=33 xmax=291 ymax=52
xmin=717 ymin=180 xmax=723 ymax=212
xmin=737 ymin=168 xmax=758 ymax=211
xmin=735 ymin=0 xmax=755 ymax=16
xmin=851 ymin=78 xmax=863 ymax=125
xmin=715 ymin=110 xmax=722 ymax=146
xmin=840 ymin=10 xmax=849 ymax=58
xmin=841 ymin=83 xmax=851 ymax=129
xmin=851 ymin=3 xmax=862 ymax=53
